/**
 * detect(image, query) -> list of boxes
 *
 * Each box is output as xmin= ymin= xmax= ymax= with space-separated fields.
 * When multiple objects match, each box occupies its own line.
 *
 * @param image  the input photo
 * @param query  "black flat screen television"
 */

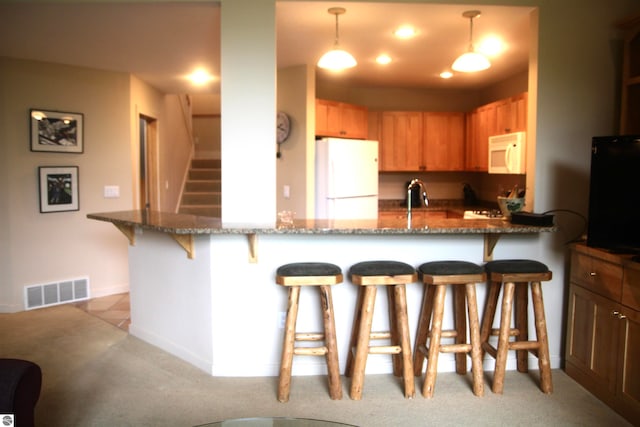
xmin=587 ymin=135 xmax=640 ymax=254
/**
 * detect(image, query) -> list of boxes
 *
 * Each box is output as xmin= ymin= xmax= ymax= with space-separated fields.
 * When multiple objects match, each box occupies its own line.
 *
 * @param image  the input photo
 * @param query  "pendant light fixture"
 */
xmin=317 ymin=7 xmax=357 ymax=71
xmin=452 ymin=10 xmax=491 ymax=73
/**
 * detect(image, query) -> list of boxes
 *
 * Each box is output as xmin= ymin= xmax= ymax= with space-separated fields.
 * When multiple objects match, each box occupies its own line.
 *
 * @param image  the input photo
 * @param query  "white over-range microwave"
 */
xmin=488 ymin=131 xmax=526 ymax=174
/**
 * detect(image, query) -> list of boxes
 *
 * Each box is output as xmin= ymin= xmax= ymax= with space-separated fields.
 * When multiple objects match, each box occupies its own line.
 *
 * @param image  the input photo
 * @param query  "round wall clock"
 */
xmin=277 ymin=111 xmax=291 ymax=144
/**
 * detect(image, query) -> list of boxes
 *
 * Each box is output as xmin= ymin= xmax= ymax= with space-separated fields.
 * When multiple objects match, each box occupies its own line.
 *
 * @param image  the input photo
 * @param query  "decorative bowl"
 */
xmin=497 ymin=196 xmax=525 ymax=218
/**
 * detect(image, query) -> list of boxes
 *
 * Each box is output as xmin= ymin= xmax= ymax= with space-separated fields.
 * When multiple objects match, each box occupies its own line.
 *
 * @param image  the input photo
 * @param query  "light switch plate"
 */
xmin=104 ymin=185 xmax=120 ymax=198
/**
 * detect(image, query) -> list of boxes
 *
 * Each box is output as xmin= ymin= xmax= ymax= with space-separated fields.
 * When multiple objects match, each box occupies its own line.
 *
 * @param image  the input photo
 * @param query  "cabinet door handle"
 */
xmin=612 ymin=311 xmax=627 ymax=319
xmin=589 ymin=272 xmax=597 ymax=276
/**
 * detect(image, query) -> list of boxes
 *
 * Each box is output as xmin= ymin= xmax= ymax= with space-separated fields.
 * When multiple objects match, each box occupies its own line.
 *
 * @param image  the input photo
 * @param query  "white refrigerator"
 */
xmin=315 ymin=138 xmax=379 ymax=219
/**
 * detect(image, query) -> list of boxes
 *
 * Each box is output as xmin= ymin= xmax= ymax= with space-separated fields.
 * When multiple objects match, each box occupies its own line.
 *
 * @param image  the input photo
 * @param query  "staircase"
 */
xmin=178 ymin=158 xmax=221 ymax=217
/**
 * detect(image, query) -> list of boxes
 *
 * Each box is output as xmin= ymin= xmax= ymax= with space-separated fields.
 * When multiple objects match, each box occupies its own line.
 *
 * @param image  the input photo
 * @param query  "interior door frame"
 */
xmin=139 ymin=114 xmax=159 ymax=211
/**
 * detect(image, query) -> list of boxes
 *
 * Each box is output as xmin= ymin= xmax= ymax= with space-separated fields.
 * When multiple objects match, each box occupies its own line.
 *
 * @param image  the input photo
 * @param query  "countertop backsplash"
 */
xmin=378 ymin=199 xmax=495 ymax=211
xmin=378 ymin=171 xmax=526 ymax=207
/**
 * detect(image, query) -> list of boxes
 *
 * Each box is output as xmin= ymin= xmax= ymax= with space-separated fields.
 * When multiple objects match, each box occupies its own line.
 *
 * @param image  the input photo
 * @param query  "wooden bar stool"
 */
xmin=479 ymin=259 xmax=553 ymax=394
xmin=276 ymin=262 xmax=343 ymax=402
xmin=413 ymin=261 xmax=485 ymax=398
xmin=345 ymin=260 xmax=417 ymax=400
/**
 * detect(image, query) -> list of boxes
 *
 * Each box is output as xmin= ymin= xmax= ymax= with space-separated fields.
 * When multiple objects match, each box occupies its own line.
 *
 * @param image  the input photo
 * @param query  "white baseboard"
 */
xmin=0 ymin=302 xmax=24 ymax=313
xmin=89 ymin=283 xmax=129 ymax=298
xmin=129 ymin=324 xmax=213 ymax=375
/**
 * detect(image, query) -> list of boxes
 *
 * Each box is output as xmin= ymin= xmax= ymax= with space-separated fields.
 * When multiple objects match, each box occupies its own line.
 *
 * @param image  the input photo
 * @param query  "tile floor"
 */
xmin=74 ymin=292 xmax=130 ymax=332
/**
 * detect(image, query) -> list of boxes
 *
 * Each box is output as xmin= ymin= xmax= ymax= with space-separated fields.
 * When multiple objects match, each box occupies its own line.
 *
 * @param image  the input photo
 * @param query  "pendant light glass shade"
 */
xmin=318 ymin=49 xmax=357 ymax=70
xmin=452 ymin=51 xmax=490 ymax=72
xmin=452 ymin=10 xmax=491 ymax=73
xmin=317 ymin=7 xmax=357 ymax=71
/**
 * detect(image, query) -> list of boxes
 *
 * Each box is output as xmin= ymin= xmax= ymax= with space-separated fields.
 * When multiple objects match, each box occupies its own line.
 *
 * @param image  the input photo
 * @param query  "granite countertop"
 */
xmin=87 ymin=210 xmax=556 ymax=235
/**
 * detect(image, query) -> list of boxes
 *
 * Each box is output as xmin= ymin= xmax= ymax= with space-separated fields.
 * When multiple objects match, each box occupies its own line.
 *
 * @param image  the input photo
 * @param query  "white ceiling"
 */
xmin=0 ymin=2 xmax=533 ymax=94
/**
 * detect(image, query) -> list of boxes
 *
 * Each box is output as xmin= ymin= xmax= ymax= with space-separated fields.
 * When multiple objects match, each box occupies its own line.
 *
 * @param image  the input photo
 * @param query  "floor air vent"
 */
xmin=24 ymin=277 xmax=90 ymax=310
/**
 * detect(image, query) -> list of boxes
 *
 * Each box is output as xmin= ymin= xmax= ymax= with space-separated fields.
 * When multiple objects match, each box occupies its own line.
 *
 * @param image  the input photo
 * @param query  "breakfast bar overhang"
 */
xmin=87 ymin=210 xmax=556 ymax=378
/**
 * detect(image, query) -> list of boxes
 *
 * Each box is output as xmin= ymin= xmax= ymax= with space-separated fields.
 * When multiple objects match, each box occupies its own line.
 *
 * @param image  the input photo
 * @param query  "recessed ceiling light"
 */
xmin=188 ymin=69 xmax=215 ymax=85
xmin=394 ymin=25 xmax=416 ymax=39
xmin=376 ymin=54 xmax=392 ymax=65
xmin=440 ymin=71 xmax=453 ymax=79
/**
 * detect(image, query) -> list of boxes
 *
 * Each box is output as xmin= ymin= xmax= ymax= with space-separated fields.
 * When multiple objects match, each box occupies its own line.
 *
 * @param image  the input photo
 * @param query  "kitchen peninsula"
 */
xmin=88 ymin=210 xmax=555 ymax=378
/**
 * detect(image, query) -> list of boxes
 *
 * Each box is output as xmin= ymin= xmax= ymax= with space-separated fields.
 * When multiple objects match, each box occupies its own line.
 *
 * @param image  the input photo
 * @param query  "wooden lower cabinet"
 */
xmin=566 ymin=244 xmax=640 ymax=424
xmin=566 ymin=285 xmax=620 ymax=394
xmin=619 ymin=307 xmax=640 ymax=416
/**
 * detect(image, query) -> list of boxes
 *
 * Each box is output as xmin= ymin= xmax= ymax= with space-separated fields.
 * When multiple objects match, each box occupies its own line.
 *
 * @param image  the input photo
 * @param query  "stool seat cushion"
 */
xmin=485 ymin=259 xmax=549 ymax=274
xmin=277 ymin=262 xmax=341 ymax=277
xmin=418 ymin=261 xmax=483 ymax=276
xmin=349 ymin=260 xmax=415 ymax=277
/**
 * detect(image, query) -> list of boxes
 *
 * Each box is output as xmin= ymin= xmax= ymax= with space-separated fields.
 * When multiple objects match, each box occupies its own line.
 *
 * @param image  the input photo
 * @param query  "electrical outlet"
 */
xmin=278 ymin=311 xmax=286 ymax=329
xmin=283 ymin=185 xmax=290 ymax=199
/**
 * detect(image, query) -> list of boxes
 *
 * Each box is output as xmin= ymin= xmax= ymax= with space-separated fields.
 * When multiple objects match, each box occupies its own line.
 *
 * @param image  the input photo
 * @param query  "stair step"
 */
xmin=180 ymin=158 xmax=222 ymax=217
xmin=189 ymin=169 xmax=219 ymax=180
xmin=179 ymin=205 xmax=221 ymax=217
xmin=191 ymin=158 xmax=221 ymax=169
xmin=185 ymin=180 xmax=221 ymax=192
xmin=182 ymin=192 xmax=221 ymax=205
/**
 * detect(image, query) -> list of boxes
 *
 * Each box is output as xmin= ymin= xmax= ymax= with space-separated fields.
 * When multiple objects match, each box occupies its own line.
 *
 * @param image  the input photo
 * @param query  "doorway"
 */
xmin=139 ymin=115 xmax=159 ymax=210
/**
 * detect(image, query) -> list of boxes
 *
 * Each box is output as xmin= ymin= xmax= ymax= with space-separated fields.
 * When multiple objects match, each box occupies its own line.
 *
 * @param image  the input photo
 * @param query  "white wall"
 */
xmin=159 ymin=94 xmax=194 ymax=212
xmin=0 ymin=58 xmax=133 ymax=311
xmin=193 ymin=116 xmax=221 ymax=159
xmin=276 ymin=64 xmax=315 ymax=217
xmin=0 ymin=59 xmax=12 ymax=307
xmin=192 ymin=94 xmax=221 ymax=159
xmin=0 ymin=58 xmax=193 ymax=312
xmin=220 ymin=0 xmax=277 ymax=224
xmin=130 ymin=75 xmax=164 ymax=210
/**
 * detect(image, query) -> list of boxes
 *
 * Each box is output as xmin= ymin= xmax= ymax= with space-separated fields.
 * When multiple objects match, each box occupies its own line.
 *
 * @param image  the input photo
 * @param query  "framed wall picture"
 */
xmin=38 ymin=166 xmax=79 ymax=213
xmin=30 ymin=109 xmax=84 ymax=153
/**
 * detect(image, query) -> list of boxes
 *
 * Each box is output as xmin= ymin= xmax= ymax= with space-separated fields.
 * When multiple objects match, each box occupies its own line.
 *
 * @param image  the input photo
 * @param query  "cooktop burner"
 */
xmin=463 ymin=209 xmax=504 ymax=219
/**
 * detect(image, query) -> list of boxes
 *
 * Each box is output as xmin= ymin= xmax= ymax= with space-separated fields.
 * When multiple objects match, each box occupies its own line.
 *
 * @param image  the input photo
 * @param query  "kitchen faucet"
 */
xmin=407 ymin=178 xmax=429 ymax=226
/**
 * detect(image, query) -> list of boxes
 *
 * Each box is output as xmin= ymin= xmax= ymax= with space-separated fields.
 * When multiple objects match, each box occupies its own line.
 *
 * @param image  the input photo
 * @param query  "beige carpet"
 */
xmin=0 ymin=304 xmax=631 ymax=427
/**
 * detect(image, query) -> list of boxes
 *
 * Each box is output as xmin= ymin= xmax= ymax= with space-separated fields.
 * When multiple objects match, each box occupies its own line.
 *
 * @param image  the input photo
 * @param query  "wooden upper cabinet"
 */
xmin=510 ymin=92 xmax=528 ymax=132
xmin=494 ymin=92 xmax=528 ymax=134
xmin=379 ymin=112 xmax=423 ymax=171
xmin=465 ymin=109 xmax=479 ymax=170
xmin=340 ymin=102 xmax=368 ymax=138
xmin=465 ymin=92 xmax=527 ymax=172
xmin=423 ymin=112 xmax=465 ymax=171
xmin=494 ymin=98 xmax=512 ymax=135
xmin=371 ymin=92 xmax=527 ymax=173
xmin=465 ymin=104 xmax=495 ymax=171
xmin=367 ymin=111 xmax=381 ymax=141
xmin=315 ymin=99 xmax=341 ymax=135
xmin=315 ymin=99 xmax=368 ymax=139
